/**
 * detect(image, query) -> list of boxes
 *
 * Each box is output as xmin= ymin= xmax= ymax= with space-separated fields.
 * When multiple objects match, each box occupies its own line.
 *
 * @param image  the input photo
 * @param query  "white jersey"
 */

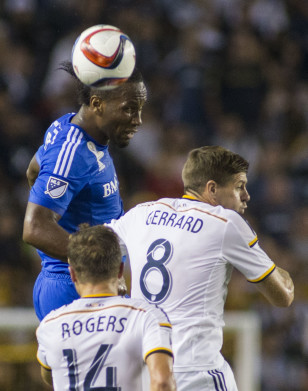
xmin=108 ymin=196 xmax=275 ymax=372
xmin=36 ymin=295 xmax=173 ymax=391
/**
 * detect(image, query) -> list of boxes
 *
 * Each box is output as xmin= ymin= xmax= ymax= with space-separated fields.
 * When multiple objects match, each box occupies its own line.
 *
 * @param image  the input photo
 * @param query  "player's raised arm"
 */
xmin=146 ymin=352 xmax=177 ymax=391
xmin=23 ymin=202 xmax=69 ymax=262
xmin=254 ymin=266 xmax=294 ymax=307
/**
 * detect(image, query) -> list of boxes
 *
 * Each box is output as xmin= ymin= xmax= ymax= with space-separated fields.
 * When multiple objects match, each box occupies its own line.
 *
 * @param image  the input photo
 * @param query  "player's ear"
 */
xmin=205 ymin=180 xmax=219 ymax=204
xmin=90 ymin=96 xmax=105 ymax=113
xmin=208 ymin=180 xmax=218 ymax=195
xmin=118 ymin=262 xmax=124 ymax=278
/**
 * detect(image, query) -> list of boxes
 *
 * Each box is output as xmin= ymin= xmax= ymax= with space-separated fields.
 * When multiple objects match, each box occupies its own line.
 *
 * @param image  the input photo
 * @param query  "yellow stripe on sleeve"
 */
xmin=144 ymin=347 xmax=173 ymax=361
xmin=159 ymin=322 xmax=172 ymax=328
xmin=36 ymin=354 xmax=51 ymax=371
xmin=249 ymin=236 xmax=258 ymax=247
xmin=248 ymin=264 xmax=276 ymax=283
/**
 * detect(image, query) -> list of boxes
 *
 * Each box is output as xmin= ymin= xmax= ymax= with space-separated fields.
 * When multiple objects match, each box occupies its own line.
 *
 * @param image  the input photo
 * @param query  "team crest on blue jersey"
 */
xmin=45 ymin=176 xmax=68 ymax=198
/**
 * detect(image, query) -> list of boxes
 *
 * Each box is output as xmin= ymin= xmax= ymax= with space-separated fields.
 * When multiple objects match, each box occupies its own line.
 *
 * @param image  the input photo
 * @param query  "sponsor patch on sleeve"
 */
xmin=44 ymin=176 xmax=68 ymax=198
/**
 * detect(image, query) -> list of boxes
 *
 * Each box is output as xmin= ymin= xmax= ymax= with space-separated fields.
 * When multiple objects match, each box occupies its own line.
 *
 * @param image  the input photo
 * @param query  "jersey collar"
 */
xmin=182 ymin=195 xmax=199 ymax=201
xmin=81 ymin=293 xmax=117 ymax=299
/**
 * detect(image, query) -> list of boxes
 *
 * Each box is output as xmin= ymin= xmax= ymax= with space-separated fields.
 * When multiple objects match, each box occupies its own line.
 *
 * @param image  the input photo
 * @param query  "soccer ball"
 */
xmin=72 ymin=24 xmax=136 ymax=90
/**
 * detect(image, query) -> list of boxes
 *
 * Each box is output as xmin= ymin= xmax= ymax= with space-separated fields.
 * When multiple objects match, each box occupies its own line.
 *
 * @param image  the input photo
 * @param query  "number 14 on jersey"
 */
xmin=63 ymin=344 xmax=121 ymax=390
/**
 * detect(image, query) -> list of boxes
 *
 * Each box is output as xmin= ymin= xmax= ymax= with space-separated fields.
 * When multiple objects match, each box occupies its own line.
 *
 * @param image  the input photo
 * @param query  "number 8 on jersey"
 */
xmin=140 ymin=239 xmax=173 ymax=304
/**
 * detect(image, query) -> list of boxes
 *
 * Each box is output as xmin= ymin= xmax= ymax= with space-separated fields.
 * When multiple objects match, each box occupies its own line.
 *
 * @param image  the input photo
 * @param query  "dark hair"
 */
xmin=67 ymin=224 xmax=122 ymax=284
xmin=182 ymin=146 xmax=249 ymax=194
xmin=59 ymin=61 xmax=144 ymax=106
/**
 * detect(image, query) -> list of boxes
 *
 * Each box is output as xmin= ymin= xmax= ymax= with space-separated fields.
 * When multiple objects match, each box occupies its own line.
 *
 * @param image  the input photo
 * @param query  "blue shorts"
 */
xmin=33 ymin=269 xmax=79 ymax=321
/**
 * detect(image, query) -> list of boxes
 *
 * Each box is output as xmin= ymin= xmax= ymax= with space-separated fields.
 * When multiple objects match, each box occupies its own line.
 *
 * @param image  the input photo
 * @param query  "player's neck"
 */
xmin=185 ymin=190 xmax=213 ymax=206
xmin=185 ymin=190 xmax=204 ymax=203
xmin=71 ymin=107 xmax=109 ymax=145
xmin=77 ymin=279 xmax=119 ymax=297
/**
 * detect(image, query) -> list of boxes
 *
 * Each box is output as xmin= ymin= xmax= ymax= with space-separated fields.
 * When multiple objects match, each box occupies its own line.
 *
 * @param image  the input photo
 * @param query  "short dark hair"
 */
xmin=67 ymin=224 xmax=122 ymax=284
xmin=182 ymin=146 xmax=249 ymax=194
xmin=60 ymin=61 xmax=144 ymax=105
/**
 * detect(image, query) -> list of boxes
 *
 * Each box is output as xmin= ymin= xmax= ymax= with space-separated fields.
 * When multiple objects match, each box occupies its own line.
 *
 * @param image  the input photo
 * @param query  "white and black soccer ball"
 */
xmin=72 ymin=24 xmax=136 ymax=90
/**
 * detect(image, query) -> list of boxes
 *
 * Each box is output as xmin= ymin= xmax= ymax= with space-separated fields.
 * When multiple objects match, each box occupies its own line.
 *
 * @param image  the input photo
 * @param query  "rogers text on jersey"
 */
xmin=61 ymin=315 xmax=127 ymax=339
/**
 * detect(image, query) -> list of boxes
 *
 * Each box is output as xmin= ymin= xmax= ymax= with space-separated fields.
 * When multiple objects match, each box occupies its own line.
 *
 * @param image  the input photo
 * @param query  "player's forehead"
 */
xmin=120 ymin=81 xmax=147 ymax=102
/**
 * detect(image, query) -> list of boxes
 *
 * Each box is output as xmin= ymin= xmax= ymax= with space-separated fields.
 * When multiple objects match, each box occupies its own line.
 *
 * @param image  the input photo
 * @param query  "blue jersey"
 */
xmin=29 ymin=113 xmax=124 ymax=273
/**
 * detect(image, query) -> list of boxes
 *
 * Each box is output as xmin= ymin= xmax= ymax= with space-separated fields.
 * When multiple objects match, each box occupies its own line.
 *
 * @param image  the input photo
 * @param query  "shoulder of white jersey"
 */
xmin=223 ymin=208 xmax=259 ymax=247
xmin=40 ymin=300 xmax=76 ymax=325
xmin=125 ymin=297 xmax=172 ymax=328
xmin=133 ymin=198 xmax=191 ymax=214
xmin=134 ymin=199 xmax=163 ymax=209
xmin=134 ymin=198 xmax=175 ymax=208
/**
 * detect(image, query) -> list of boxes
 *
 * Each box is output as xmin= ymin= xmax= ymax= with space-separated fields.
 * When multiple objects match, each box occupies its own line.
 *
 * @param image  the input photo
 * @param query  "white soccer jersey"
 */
xmin=36 ymin=295 xmax=173 ymax=391
xmin=108 ymin=196 xmax=275 ymax=372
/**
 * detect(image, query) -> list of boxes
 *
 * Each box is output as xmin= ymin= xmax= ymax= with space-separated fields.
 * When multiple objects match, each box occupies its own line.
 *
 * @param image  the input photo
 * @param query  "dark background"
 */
xmin=0 ymin=1 xmax=307 ymax=390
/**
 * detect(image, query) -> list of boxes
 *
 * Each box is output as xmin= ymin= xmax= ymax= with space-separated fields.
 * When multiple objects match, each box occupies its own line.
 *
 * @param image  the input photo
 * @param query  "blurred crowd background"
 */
xmin=0 ymin=0 xmax=307 ymax=390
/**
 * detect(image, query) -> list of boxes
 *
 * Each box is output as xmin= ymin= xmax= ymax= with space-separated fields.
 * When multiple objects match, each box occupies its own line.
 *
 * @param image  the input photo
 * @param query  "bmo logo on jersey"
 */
xmin=102 ymin=175 xmax=119 ymax=198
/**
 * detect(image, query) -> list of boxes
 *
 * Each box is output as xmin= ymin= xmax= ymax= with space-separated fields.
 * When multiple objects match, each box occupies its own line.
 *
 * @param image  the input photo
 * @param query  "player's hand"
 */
xmin=118 ymin=276 xmax=127 ymax=296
